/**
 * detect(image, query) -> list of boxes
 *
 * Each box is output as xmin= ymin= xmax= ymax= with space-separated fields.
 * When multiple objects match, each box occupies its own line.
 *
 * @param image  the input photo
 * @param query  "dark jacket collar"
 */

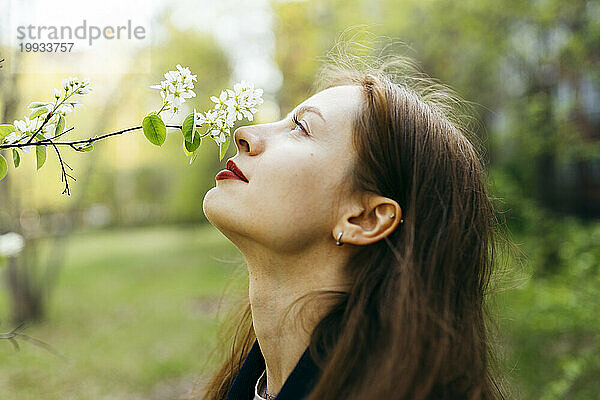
xmin=225 ymin=339 xmax=321 ymax=400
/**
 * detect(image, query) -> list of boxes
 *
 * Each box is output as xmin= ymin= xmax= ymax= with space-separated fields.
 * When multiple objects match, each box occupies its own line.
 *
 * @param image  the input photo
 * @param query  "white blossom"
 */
xmin=11 ymin=76 xmax=91 ymax=139
xmin=77 ymin=78 xmax=92 ymax=94
xmin=1 ymin=130 xmax=34 ymax=153
xmin=43 ymin=124 xmax=55 ymax=139
xmin=213 ymin=130 xmax=227 ymax=145
xmin=0 ymin=75 xmax=92 ymax=167
xmin=196 ymin=110 xmax=220 ymax=127
xmin=62 ymin=76 xmax=78 ymax=90
xmin=2 ymin=130 xmax=24 ymax=145
xmin=14 ymin=116 xmax=42 ymax=135
xmin=0 ymin=232 xmax=25 ymax=258
xmin=150 ymin=64 xmax=197 ymax=114
xmin=210 ymin=90 xmax=229 ymax=109
xmin=12 ymin=114 xmax=60 ymax=146
xmin=197 ymin=81 xmax=263 ymax=147
xmin=57 ymin=103 xmax=74 ymax=116
xmin=61 ymin=76 xmax=92 ymax=95
xmin=150 ymin=68 xmax=262 ymax=150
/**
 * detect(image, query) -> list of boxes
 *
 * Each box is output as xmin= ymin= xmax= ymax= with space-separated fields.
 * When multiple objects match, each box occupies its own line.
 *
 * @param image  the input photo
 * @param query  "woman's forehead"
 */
xmin=299 ymin=85 xmax=362 ymax=125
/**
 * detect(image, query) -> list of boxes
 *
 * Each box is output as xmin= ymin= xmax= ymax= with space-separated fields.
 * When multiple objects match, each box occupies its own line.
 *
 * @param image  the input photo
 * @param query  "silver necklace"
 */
xmin=260 ymin=370 xmax=277 ymax=400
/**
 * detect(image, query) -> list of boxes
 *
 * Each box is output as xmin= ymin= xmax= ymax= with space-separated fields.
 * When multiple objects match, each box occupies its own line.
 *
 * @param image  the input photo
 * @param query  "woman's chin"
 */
xmin=202 ymin=187 xmax=242 ymax=233
xmin=202 ymin=187 xmax=223 ymax=226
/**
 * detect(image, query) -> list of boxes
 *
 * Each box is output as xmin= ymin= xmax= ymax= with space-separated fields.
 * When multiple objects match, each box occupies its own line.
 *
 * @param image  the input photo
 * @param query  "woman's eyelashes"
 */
xmin=291 ymin=112 xmax=310 ymax=136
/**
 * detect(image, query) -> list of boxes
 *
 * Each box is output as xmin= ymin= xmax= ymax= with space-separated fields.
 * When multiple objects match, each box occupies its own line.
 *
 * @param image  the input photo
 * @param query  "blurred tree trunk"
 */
xmin=535 ymin=82 xmax=557 ymax=210
xmin=5 ymin=247 xmax=44 ymax=322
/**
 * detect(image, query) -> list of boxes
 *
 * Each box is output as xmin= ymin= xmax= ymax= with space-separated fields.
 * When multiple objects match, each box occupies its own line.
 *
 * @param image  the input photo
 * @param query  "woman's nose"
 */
xmin=233 ymin=125 xmax=263 ymax=155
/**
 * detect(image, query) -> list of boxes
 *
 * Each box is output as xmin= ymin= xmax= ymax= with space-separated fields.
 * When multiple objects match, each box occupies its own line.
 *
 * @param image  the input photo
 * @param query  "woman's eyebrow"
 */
xmin=287 ymin=105 xmax=327 ymax=125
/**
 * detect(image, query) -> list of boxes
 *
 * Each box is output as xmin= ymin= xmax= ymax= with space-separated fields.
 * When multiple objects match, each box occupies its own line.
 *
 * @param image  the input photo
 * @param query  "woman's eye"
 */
xmin=291 ymin=114 xmax=309 ymax=136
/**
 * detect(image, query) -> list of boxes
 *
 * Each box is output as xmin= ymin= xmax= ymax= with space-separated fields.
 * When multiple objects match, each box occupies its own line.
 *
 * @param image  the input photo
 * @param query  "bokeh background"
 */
xmin=0 ymin=0 xmax=598 ymax=399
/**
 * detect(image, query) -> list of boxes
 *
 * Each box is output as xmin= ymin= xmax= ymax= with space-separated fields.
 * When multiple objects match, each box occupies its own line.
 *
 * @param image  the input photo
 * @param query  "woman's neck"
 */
xmin=245 ymin=245 xmax=351 ymax=395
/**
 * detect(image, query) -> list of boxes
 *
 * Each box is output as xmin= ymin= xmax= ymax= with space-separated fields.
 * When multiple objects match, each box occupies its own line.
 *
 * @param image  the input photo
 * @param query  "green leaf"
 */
xmin=219 ymin=134 xmax=231 ymax=161
xmin=30 ymin=107 xmax=48 ymax=119
xmin=36 ymin=145 xmax=46 ymax=170
xmin=28 ymin=101 xmax=51 ymax=109
xmin=55 ymin=115 xmax=65 ymax=136
xmin=183 ymin=140 xmax=191 ymax=156
xmin=0 ymin=154 xmax=7 ymax=181
xmin=181 ymin=113 xmax=195 ymax=143
xmin=184 ymin=134 xmax=201 ymax=154
xmin=0 ymin=124 xmax=15 ymax=139
xmin=142 ymin=113 xmax=166 ymax=146
xmin=12 ymin=149 xmax=20 ymax=168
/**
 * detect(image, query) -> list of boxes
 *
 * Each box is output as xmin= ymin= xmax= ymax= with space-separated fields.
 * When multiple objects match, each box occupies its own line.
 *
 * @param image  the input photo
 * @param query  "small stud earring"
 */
xmin=336 ymin=231 xmax=343 ymax=246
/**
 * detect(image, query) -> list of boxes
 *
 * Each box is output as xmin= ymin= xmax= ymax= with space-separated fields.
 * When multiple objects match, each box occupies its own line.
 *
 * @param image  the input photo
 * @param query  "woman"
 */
xmin=195 ymin=42 xmax=512 ymax=400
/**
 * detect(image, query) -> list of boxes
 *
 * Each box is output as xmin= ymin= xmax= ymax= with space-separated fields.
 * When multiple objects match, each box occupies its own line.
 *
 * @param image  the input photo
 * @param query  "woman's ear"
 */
xmin=333 ymin=194 xmax=402 ymax=246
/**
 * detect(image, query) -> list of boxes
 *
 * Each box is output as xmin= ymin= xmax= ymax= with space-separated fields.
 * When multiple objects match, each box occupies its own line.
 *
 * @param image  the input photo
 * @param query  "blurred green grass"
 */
xmin=0 ymin=220 xmax=598 ymax=399
xmin=0 ymin=224 xmax=247 ymax=400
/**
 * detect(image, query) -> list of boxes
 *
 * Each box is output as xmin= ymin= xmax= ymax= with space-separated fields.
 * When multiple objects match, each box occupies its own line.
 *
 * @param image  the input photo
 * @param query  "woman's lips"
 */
xmin=216 ymin=170 xmax=247 ymax=182
xmin=226 ymin=160 xmax=248 ymax=181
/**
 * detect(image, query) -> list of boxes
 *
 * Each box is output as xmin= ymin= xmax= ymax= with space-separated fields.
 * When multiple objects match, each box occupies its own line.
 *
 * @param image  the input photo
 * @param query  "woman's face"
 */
xmin=202 ymin=85 xmax=363 ymax=255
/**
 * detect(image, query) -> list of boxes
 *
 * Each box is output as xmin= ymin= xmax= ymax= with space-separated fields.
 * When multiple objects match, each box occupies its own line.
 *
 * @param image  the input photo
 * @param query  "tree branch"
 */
xmin=1 ymin=124 xmax=185 ymax=150
xmin=1 ymin=122 xmax=215 ymax=195
xmin=47 ymin=137 xmax=76 ymax=195
xmin=0 ymin=322 xmax=69 ymax=362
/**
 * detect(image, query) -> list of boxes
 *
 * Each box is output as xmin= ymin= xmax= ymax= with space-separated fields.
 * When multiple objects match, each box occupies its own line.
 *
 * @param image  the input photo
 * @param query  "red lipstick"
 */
xmin=216 ymin=160 xmax=248 ymax=182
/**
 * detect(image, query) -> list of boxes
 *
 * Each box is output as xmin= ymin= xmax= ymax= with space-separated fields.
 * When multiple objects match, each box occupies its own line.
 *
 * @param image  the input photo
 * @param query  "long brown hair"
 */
xmin=193 ymin=35 xmax=515 ymax=400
